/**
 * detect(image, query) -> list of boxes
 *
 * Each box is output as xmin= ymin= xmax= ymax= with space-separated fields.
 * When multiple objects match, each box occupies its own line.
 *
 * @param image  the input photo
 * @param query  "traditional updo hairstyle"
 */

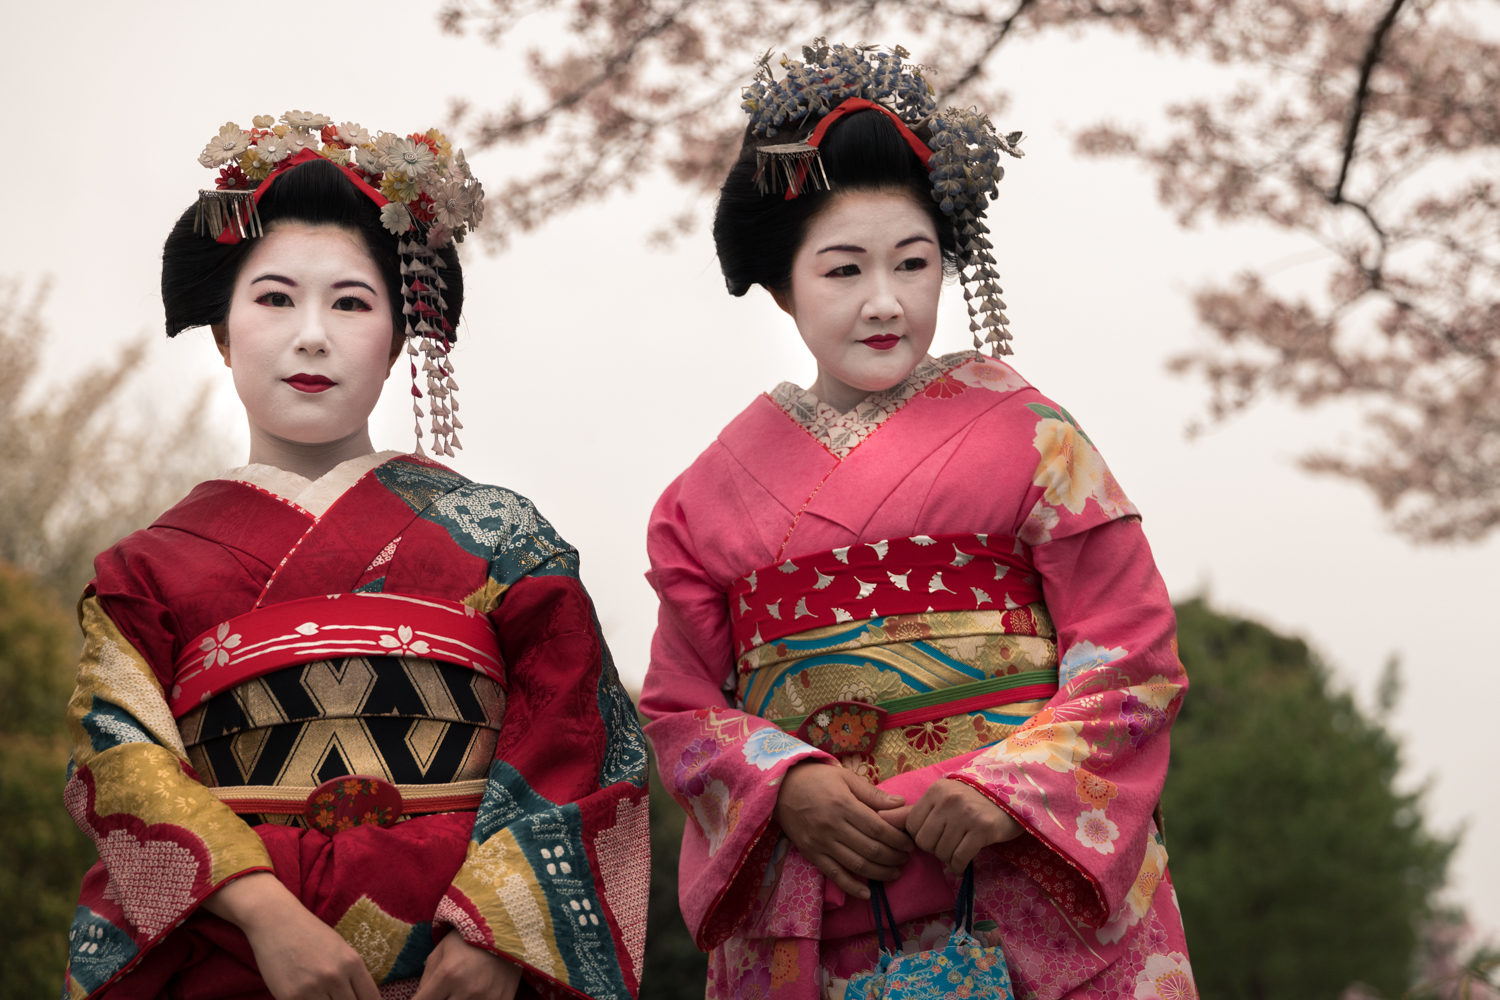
xmin=160 ymin=158 xmax=465 ymax=341
xmin=713 ymin=109 xmax=962 ymax=296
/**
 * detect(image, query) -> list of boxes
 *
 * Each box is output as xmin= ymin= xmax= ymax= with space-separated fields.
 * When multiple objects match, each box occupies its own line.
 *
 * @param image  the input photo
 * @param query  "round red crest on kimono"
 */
xmin=304 ymin=775 xmax=404 ymax=835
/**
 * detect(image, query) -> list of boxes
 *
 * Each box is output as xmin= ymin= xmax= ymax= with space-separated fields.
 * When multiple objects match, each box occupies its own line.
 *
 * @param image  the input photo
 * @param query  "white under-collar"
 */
xmin=220 ymin=450 xmax=403 ymax=518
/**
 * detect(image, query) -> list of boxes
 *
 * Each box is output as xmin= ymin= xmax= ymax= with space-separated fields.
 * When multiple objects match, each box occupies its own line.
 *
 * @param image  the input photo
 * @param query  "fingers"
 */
xmin=948 ymin=830 xmax=988 ymax=874
xmin=832 ymin=799 xmax=912 ymax=862
xmin=875 ymin=803 xmax=912 ymax=829
xmin=812 ymin=851 xmax=874 ymax=899
xmin=905 ymin=786 xmax=938 ymax=839
xmin=350 ymin=963 xmax=382 ymax=1000
xmin=992 ymin=809 xmax=1024 ymax=844
xmin=842 ymin=769 xmax=906 ymax=811
xmin=854 ymin=807 xmax=915 ymax=852
xmin=832 ymin=836 xmax=906 ymax=880
xmin=934 ymin=821 xmax=968 ymax=871
xmin=849 ymin=833 xmax=910 ymax=870
xmin=323 ymin=954 xmax=378 ymax=1000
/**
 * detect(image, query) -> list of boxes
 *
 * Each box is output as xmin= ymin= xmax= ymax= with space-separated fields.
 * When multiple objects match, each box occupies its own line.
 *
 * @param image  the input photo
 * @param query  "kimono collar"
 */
xmin=221 ymin=450 xmax=403 ymax=518
xmin=770 ymin=354 xmax=953 ymax=460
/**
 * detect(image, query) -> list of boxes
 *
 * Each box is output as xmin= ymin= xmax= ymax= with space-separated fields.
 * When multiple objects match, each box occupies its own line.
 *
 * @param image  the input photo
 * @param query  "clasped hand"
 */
xmin=204 ymin=872 xmax=522 ymax=1000
xmin=773 ymin=762 xmax=1022 ymax=899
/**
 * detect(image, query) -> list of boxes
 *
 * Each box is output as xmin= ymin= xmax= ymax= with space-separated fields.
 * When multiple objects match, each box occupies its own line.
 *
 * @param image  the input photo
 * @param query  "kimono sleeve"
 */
xmin=952 ymin=401 xmax=1184 ymax=937
xmin=435 ymin=493 xmax=652 ymax=1000
xmin=63 ymin=592 xmax=273 ymax=999
xmin=638 ymin=475 xmax=834 ymax=950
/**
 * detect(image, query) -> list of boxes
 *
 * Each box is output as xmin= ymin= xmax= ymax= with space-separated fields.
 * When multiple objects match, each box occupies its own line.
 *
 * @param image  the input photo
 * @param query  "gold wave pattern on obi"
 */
xmin=736 ymin=606 xmax=1056 ymax=781
xmin=179 ymin=656 xmax=504 ymax=823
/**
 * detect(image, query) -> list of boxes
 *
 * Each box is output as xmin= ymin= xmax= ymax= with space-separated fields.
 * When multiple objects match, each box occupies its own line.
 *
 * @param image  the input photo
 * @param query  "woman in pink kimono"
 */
xmin=638 ymin=44 xmax=1197 ymax=999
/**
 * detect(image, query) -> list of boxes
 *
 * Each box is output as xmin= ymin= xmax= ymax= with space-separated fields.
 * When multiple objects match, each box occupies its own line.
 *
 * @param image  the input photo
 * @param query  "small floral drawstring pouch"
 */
xmin=845 ymin=864 xmax=1013 ymax=1000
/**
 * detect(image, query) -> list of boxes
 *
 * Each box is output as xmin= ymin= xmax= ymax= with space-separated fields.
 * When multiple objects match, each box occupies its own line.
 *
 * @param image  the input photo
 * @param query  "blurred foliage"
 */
xmin=0 ymin=277 xmax=228 ymax=600
xmin=0 ymin=281 xmax=226 ymax=996
xmin=1167 ymin=598 xmax=1456 ymax=999
xmin=640 ymin=749 xmax=710 ymax=999
xmin=0 ymin=562 xmax=97 ymax=998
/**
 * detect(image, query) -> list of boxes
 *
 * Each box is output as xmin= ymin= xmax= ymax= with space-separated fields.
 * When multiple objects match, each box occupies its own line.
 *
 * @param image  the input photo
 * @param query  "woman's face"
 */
xmin=772 ymin=189 xmax=943 ymax=404
xmin=213 ymin=223 xmax=398 ymax=448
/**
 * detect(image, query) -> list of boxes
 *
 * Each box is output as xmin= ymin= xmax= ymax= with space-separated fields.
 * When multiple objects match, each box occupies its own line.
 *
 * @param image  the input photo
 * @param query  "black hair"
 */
xmin=161 ymin=157 xmax=464 ymax=339
xmin=712 ymin=109 xmax=961 ymax=296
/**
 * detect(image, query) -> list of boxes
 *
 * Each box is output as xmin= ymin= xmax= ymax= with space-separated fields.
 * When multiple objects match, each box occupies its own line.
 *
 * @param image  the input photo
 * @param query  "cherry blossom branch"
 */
xmin=1330 ymin=0 xmax=1409 ymax=204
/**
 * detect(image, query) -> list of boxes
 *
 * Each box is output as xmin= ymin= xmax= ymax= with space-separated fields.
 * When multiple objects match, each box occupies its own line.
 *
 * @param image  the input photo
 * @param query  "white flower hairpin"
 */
xmin=193 ymin=110 xmax=486 ymax=458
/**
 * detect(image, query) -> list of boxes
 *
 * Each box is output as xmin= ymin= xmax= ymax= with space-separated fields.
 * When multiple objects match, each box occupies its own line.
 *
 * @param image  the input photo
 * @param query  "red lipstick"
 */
xmin=284 ymin=374 xmax=335 ymax=393
xmin=860 ymin=334 xmax=901 ymax=351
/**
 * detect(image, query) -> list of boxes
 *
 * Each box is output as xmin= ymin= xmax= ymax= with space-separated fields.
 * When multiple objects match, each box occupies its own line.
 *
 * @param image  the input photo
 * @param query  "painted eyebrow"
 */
xmin=816 ymin=234 xmax=934 ymax=254
xmin=332 ymin=280 xmax=377 ymax=293
xmin=251 ymin=274 xmax=298 ymax=287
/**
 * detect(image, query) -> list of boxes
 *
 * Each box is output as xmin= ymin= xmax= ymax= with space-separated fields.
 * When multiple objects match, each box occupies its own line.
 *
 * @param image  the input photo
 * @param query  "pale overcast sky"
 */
xmin=5 ymin=0 xmax=1497 ymax=942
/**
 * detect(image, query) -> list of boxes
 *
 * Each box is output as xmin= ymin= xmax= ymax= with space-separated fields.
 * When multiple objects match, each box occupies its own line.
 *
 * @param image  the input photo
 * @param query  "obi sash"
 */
xmin=172 ymin=592 xmax=505 ymax=823
xmin=731 ymin=533 xmax=1059 ymax=779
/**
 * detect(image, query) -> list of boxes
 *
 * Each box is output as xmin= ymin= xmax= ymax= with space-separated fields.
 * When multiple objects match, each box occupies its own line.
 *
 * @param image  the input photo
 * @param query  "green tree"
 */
xmin=1168 ymin=598 xmax=1454 ymax=999
xmin=0 ymin=562 xmax=98 ymax=997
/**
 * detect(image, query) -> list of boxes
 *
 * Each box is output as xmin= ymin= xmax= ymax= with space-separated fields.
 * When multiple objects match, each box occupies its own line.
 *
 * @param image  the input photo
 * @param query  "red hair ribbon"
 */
xmin=215 ymin=148 xmax=390 ymax=245
xmin=784 ymin=96 xmax=934 ymax=201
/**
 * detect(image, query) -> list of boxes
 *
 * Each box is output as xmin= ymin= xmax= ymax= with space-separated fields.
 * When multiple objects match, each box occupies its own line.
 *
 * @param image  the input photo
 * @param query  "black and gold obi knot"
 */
xmin=178 ymin=655 xmax=503 ymax=825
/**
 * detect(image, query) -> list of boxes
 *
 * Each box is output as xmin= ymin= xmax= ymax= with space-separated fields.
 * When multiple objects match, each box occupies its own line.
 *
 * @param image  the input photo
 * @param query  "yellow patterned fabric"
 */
xmin=448 ymin=829 xmax=568 ymax=978
xmin=66 ymin=598 xmax=274 ymax=881
xmin=64 ymin=599 xmax=274 ymax=998
xmin=736 ymin=606 xmax=1057 ymax=781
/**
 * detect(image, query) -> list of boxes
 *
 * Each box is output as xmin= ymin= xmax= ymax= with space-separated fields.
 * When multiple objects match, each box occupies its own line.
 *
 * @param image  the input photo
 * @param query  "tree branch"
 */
xmin=935 ymin=0 xmax=1038 ymax=101
xmin=1330 ymin=0 xmax=1410 ymax=204
xmin=476 ymin=0 xmax=704 ymax=144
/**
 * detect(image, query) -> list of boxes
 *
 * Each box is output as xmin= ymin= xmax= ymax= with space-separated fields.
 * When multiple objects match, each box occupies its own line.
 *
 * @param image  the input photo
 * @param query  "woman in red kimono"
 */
xmin=638 ymin=45 xmax=1197 ymax=999
xmin=62 ymin=113 xmax=649 ymax=1000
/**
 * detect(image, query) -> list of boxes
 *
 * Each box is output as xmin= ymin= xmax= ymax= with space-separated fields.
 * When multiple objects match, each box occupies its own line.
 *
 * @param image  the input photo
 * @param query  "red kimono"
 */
xmin=63 ymin=452 xmax=649 ymax=1000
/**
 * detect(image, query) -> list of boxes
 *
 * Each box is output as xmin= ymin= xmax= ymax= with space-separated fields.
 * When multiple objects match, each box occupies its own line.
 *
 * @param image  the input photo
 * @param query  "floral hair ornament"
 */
xmin=743 ymin=42 xmax=1026 ymax=355
xmin=193 ymin=111 xmax=486 ymax=458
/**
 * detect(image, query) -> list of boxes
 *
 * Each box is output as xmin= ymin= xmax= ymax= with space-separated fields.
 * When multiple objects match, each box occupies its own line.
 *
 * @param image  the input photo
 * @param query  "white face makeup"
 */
xmin=772 ymin=189 xmax=943 ymax=412
xmin=214 ymin=223 xmax=397 ymax=452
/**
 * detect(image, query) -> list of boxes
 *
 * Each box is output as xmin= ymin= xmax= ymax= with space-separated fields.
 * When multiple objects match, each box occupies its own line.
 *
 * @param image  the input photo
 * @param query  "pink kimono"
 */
xmin=639 ymin=353 xmax=1196 ymax=999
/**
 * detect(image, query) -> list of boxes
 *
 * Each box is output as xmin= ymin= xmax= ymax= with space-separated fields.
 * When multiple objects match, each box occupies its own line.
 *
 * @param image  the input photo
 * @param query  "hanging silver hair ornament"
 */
xmin=753 ymin=143 xmax=829 ymax=196
xmin=193 ymin=189 xmax=263 ymax=240
xmin=742 ymin=43 xmax=1026 ymax=357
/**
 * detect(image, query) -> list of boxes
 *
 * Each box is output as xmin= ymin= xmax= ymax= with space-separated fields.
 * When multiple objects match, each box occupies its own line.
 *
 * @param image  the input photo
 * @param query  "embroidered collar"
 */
xmin=220 ymin=450 xmax=402 ymax=518
xmin=769 ymin=353 xmax=968 ymax=459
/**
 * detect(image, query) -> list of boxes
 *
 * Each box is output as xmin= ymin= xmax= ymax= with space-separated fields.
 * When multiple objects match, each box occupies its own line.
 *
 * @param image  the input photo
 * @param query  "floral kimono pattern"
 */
xmin=639 ymin=354 xmax=1196 ymax=999
xmin=64 ymin=453 xmax=649 ymax=1000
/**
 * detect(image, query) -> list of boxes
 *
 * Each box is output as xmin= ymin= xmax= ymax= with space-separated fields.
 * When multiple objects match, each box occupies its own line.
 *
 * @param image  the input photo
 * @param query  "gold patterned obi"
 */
xmin=729 ymin=534 xmax=1058 ymax=782
xmin=173 ymin=594 xmax=506 ymax=827
xmin=737 ymin=608 xmax=1057 ymax=781
xmin=178 ymin=656 xmax=505 ymax=825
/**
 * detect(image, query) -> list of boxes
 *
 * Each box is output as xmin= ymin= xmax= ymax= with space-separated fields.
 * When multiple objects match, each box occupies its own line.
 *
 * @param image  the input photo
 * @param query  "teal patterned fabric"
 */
xmin=847 ymin=867 xmax=1013 ymax=1000
xmin=845 ymin=937 xmax=1013 ymax=1000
